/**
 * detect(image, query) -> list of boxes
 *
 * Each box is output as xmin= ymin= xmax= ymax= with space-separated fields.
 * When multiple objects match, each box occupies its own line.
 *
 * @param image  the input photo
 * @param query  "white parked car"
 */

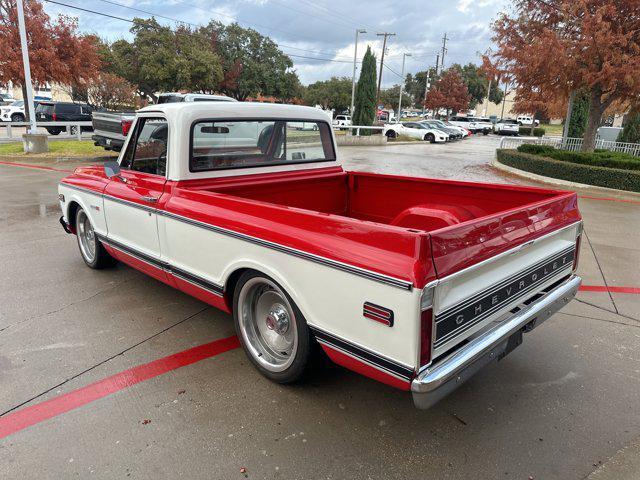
xmin=449 ymin=116 xmax=481 ymax=133
xmin=441 ymin=121 xmax=472 ymax=137
xmin=332 ymin=114 xmax=351 ymax=128
xmin=517 ymin=115 xmax=540 ymax=127
xmin=0 ymin=100 xmax=26 ymax=122
xmin=494 ymin=118 xmax=520 ymax=136
xmin=469 ymin=117 xmax=493 ymax=135
xmin=384 ymin=122 xmax=448 ymax=143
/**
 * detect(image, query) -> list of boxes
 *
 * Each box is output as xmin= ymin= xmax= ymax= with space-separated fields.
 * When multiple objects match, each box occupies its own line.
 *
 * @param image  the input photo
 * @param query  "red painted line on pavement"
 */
xmin=0 ymin=160 xmax=73 ymax=173
xmin=578 ymin=195 xmax=640 ymax=205
xmin=0 ymin=335 xmax=240 ymax=440
xmin=580 ymin=285 xmax=640 ymax=294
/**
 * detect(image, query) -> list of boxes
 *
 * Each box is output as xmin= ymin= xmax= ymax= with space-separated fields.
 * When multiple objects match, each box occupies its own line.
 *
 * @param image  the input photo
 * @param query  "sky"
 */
xmin=42 ymin=0 xmax=511 ymax=87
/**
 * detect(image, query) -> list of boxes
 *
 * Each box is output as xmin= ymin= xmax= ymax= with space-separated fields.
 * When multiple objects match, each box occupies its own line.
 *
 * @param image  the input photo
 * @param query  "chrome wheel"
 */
xmin=237 ymin=278 xmax=298 ymax=373
xmin=76 ymin=209 xmax=96 ymax=263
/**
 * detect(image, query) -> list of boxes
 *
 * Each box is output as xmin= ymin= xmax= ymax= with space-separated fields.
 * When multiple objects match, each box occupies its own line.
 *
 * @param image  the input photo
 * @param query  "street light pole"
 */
xmin=16 ymin=0 xmax=36 ymax=134
xmin=350 ymin=29 xmax=366 ymax=116
xmin=397 ymin=53 xmax=411 ymax=120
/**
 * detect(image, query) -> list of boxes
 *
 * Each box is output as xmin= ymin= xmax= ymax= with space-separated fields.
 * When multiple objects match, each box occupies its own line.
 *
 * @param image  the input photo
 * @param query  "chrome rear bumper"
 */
xmin=411 ymin=275 xmax=581 ymax=409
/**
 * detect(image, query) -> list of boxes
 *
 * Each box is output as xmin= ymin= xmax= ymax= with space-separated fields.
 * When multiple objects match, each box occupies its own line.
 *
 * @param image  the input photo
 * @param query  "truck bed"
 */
xmin=174 ymin=166 xmax=580 ymax=286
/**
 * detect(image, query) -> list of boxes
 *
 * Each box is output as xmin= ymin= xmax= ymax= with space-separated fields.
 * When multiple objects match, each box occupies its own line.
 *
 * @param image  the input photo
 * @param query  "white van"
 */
xmin=517 ymin=115 xmax=540 ymax=126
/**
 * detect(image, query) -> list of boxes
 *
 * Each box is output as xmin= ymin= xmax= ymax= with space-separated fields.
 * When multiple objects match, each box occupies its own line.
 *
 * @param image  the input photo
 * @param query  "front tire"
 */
xmin=11 ymin=113 xmax=25 ymax=122
xmin=233 ymin=271 xmax=312 ymax=384
xmin=425 ymin=133 xmax=435 ymax=143
xmin=75 ymin=207 xmax=116 ymax=269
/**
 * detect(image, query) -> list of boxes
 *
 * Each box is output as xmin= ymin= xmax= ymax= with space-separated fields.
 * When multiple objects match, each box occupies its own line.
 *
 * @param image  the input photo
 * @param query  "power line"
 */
xmin=94 ymin=0 xmax=198 ymax=27
xmin=268 ymin=0 xmax=356 ymax=32
xmin=295 ymin=0 xmax=378 ymax=32
xmin=46 ymin=0 xmax=357 ymax=62
xmin=383 ymin=63 xmax=403 ymax=78
xmin=286 ymin=53 xmax=355 ymax=64
xmin=44 ymin=0 xmax=136 ymax=23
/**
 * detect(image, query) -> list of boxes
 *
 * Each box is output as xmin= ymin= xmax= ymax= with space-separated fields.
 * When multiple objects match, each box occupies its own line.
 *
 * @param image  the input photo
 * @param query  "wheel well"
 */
xmin=224 ymin=268 xmax=254 ymax=308
xmin=67 ymin=201 xmax=81 ymax=230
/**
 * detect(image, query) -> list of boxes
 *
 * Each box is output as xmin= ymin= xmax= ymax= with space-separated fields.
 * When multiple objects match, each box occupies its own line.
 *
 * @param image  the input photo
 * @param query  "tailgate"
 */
xmin=429 ymin=193 xmax=581 ymax=359
xmin=92 ymin=112 xmax=133 ymax=137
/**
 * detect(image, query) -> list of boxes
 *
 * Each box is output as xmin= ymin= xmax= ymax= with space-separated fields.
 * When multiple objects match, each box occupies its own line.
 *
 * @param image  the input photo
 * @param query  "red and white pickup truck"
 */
xmin=58 ymin=102 xmax=582 ymax=409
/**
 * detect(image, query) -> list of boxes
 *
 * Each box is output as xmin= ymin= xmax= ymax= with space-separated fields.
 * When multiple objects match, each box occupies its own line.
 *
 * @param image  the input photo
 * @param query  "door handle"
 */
xmin=140 ymin=195 xmax=158 ymax=203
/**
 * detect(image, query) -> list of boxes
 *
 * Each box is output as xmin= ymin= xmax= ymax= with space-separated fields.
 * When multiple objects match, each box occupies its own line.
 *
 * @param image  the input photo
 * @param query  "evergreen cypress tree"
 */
xmin=618 ymin=111 xmax=640 ymax=144
xmin=352 ymin=46 xmax=377 ymax=135
xmin=568 ymin=90 xmax=590 ymax=138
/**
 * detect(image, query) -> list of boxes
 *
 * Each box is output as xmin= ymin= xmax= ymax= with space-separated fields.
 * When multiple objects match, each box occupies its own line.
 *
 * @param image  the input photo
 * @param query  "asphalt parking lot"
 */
xmin=1 ymin=135 xmax=639 ymax=479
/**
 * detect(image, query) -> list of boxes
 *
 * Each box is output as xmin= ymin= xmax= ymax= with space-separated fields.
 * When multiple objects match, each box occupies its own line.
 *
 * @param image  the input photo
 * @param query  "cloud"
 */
xmin=457 ymin=0 xmax=474 ymax=13
xmin=42 ymin=0 xmax=507 ymax=85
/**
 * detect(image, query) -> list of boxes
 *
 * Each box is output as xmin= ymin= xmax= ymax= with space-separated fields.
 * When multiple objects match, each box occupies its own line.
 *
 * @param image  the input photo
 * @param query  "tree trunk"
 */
xmin=581 ymin=88 xmax=605 ymax=152
xmin=530 ymin=122 xmax=535 ymax=136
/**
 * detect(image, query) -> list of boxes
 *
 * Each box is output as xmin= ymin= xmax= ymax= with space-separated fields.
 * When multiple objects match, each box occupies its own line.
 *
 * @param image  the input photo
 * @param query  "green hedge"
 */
xmin=517 ymin=144 xmax=556 ymax=155
xmin=497 ymin=149 xmax=640 ymax=192
xmin=516 ymin=144 xmax=640 ymax=170
xmin=518 ymin=127 xmax=546 ymax=137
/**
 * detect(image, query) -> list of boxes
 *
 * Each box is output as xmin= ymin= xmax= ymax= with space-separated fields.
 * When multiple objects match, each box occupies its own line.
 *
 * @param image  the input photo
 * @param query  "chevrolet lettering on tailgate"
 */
xmin=435 ymin=246 xmax=576 ymax=349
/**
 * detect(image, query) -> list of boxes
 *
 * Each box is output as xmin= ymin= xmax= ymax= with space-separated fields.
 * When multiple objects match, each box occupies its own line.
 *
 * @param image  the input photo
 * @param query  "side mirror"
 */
xmin=104 ymin=161 xmax=122 ymax=179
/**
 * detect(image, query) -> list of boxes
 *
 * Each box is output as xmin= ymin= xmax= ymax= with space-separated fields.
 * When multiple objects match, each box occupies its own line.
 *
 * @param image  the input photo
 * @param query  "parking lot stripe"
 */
xmin=0 ymin=335 xmax=240 ymax=441
xmin=580 ymin=285 xmax=640 ymax=294
xmin=0 ymin=160 xmax=73 ymax=173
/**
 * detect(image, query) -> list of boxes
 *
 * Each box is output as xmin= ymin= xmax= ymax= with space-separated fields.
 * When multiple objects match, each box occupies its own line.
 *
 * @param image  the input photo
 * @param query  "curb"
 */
xmin=587 ymin=436 xmax=640 ymax=480
xmin=492 ymin=158 xmax=640 ymax=198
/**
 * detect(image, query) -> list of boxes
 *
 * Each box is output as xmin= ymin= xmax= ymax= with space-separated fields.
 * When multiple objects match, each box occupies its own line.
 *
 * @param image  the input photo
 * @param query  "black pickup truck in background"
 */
xmin=91 ymin=93 xmax=236 ymax=152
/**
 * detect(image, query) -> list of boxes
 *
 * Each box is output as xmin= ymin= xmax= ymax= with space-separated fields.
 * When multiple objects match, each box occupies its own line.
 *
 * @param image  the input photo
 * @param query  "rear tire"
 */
xmin=385 ymin=130 xmax=397 ymax=139
xmin=75 ymin=207 xmax=116 ymax=269
xmin=233 ymin=271 xmax=312 ymax=384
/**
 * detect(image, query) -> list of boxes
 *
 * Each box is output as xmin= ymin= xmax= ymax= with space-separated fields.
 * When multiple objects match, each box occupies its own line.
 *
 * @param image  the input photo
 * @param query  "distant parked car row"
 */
xmin=0 ymin=99 xmax=94 ymax=135
xmin=383 ymin=120 xmax=471 ymax=143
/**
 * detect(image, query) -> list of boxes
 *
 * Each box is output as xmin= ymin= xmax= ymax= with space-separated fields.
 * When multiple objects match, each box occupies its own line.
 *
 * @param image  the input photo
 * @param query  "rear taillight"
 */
xmin=419 ymin=285 xmax=435 ymax=367
xmin=573 ymin=221 xmax=583 ymax=272
xmin=52 ymin=113 xmax=57 ymax=121
xmin=121 ymin=119 xmax=133 ymax=137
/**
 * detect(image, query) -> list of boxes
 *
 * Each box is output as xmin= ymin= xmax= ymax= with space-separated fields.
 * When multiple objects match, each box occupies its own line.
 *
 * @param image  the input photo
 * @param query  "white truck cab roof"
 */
xmin=131 ymin=102 xmax=335 ymax=181
xmin=156 ymin=93 xmax=236 ymax=103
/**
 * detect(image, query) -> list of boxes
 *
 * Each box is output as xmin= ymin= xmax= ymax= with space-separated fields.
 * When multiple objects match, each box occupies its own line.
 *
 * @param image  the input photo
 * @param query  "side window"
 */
xmin=120 ymin=118 xmax=168 ymax=176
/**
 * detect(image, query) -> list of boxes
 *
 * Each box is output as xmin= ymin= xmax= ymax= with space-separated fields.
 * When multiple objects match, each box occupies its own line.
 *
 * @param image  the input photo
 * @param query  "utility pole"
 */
xmin=350 ymin=29 xmax=366 ymax=116
xmin=16 ymin=0 xmax=36 ymax=134
xmin=375 ymin=32 xmax=395 ymax=108
xmin=440 ymin=32 xmax=448 ymax=72
xmin=435 ymin=53 xmax=440 ymax=76
xmin=422 ymin=69 xmax=431 ymax=115
xmin=397 ymin=53 xmax=411 ymax=119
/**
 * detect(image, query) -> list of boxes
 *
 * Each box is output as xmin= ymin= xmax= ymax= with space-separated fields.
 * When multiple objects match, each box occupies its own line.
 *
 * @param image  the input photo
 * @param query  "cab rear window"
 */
xmin=190 ymin=119 xmax=335 ymax=172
